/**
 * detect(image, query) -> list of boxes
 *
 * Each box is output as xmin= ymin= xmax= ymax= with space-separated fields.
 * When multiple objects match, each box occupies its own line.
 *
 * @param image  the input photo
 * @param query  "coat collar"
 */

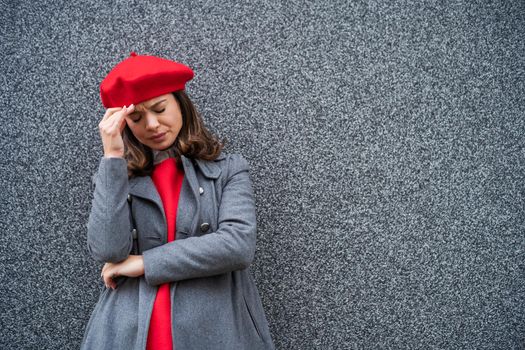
xmin=193 ymin=152 xmax=225 ymax=179
xmin=129 ymin=152 xmax=226 ymax=198
xmin=128 ymin=152 xmax=226 ymax=233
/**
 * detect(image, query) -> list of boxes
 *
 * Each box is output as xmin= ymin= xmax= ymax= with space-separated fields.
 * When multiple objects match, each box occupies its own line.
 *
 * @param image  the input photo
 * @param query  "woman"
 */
xmin=80 ymin=52 xmax=276 ymax=350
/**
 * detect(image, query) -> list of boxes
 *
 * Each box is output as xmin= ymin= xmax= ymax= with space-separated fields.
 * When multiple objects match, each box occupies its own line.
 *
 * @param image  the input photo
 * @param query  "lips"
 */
xmin=151 ymin=132 xmax=166 ymax=140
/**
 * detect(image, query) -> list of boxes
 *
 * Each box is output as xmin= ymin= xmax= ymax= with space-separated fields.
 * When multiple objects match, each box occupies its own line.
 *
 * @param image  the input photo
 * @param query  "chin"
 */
xmin=155 ymin=139 xmax=176 ymax=151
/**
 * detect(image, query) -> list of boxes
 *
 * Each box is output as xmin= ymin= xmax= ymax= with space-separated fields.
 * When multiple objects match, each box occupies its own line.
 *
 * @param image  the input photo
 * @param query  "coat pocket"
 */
xmin=243 ymin=292 xmax=263 ymax=340
xmin=176 ymin=230 xmax=190 ymax=240
xmin=142 ymin=233 xmax=162 ymax=241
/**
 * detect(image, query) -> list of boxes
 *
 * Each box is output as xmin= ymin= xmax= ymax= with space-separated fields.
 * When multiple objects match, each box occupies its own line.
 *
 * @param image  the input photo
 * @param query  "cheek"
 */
xmin=174 ymin=115 xmax=183 ymax=129
xmin=128 ymin=124 xmax=145 ymax=140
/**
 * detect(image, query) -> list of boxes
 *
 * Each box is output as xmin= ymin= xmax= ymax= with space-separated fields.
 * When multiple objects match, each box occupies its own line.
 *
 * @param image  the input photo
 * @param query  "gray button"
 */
xmin=200 ymin=222 xmax=210 ymax=232
xmin=131 ymin=228 xmax=138 ymax=239
xmin=127 ymin=194 xmax=132 ymax=203
xmin=199 ymin=187 xmax=204 ymax=194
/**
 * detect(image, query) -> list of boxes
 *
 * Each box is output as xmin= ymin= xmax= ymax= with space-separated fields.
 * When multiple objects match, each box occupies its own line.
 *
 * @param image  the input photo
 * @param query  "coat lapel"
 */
xmin=127 ymin=152 xmax=226 ymax=238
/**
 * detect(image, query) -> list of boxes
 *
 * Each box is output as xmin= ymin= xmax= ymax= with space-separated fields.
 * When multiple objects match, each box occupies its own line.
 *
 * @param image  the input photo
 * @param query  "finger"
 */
xmin=103 ymin=105 xmax=128 ymax=129
xmin=101 ymin=263 xmax=110 ymax=276
xmin=103 ymin=269 xmax=114 ymax=286
xmin=104 ymin=276 xmax=116 ymax=290
xmin=121 ymin=104 xmax=134 ymax=132
xmin=108 ymin=105 xmax=128 ymax=124
xmin=110 ymin=273 xmax=118 ymax=289
xmin=102 ymin=107 xmax=125 ymax=122
xmin=108 ymin=105 xmax=132 ymax=130
xmin=119 ymin=114 xmax=128 ymax=134
xmin=119 ymin=104 xmax=134 ymax=121
xmin=99 ymin=109 xmax=124 ymax=132
xmin=104 ymin=109 xmax=127 ymax=135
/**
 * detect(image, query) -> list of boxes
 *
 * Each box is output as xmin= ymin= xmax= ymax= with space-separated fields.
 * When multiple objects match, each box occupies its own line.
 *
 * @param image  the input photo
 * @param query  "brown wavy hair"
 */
xmin=121 ymin=90 xmax=227 ymax=178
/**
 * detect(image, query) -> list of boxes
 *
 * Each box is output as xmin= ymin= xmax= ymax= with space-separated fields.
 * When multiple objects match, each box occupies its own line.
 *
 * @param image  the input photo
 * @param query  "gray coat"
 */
xmin=80 ymin=152 xmax=276 ymax=350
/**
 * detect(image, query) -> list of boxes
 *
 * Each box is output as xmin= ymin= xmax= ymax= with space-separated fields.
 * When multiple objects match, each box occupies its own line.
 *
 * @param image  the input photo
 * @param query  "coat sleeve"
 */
xmin=142 ymin=154 xmax=257 ymax=286
xmin=86 ymin=156 xmax=133 ymax=264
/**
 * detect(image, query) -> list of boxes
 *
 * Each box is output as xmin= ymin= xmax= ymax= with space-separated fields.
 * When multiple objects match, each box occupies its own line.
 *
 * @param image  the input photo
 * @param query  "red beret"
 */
xmin=99 ymin=51 xmax=194 ymax=108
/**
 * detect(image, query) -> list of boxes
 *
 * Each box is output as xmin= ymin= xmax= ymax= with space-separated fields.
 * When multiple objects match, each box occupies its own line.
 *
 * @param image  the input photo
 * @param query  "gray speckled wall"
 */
xmin=1 ymin=0 xmax=524 ymax=349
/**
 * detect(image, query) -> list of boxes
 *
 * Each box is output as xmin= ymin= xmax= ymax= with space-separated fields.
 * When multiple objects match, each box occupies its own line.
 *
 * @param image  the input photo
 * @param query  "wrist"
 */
xmin=104 ymin=153 xmax=124 ymax=159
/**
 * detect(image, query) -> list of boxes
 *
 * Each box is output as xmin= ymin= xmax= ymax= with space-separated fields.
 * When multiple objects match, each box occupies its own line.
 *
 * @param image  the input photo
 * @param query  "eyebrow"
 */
xmin=131 ymin=99 xmax=167 ymax=114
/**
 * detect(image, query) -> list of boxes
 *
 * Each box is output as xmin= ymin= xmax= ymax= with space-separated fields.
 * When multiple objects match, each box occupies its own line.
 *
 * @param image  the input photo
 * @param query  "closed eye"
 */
xmin=130 ymin=109 xmax=166 ymax=122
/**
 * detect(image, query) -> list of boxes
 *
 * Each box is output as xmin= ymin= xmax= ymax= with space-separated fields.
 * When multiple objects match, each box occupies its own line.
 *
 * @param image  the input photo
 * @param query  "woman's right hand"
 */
xmin=99 ymin=104 xmax=135 ymax=158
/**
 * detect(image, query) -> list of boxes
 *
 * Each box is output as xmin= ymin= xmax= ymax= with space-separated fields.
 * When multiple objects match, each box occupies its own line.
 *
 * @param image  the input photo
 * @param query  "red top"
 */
xmin=146 ymin=157 xmax=185 ymax=350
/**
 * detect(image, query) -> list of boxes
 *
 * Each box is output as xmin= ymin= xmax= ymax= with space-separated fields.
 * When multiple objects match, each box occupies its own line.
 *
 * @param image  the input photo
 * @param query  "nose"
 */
xmin=144 ymin=113 xmax=160 ymax=131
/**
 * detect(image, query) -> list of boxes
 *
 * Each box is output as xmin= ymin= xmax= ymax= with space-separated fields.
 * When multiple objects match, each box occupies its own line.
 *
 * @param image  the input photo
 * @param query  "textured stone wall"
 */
xmin=1 ymin=0 xmax=523 ymax=349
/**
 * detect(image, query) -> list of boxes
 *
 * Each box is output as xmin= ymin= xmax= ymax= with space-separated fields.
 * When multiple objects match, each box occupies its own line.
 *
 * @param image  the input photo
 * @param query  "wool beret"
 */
xmin=99 ymin=51 xmax=194 ymax=108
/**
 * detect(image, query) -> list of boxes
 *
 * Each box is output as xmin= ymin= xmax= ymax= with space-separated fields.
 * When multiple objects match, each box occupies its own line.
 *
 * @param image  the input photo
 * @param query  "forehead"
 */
xmin=134 ymin=95 xmax=170 ymax=111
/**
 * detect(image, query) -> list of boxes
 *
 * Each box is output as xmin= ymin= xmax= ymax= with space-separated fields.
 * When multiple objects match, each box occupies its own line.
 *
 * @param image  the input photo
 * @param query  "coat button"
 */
xmin=131 ymin=228 xmax=138 ymax=239
xmin=200 ymin=222 xmax=210 ymax=232
xmin=127 ymin=194 xmax=132 ymax=203
xmin=199 ymin=187 xmax=204 ymax=194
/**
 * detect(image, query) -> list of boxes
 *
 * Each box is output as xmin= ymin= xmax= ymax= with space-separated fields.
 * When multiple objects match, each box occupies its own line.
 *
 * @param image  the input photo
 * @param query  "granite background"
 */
xmin=1 ymin=0 xmax=524 ymax=349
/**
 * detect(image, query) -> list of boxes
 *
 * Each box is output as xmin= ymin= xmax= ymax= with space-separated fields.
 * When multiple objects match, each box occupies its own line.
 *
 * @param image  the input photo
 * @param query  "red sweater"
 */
xmin=146 ymin=157 xmax=185 ymax=350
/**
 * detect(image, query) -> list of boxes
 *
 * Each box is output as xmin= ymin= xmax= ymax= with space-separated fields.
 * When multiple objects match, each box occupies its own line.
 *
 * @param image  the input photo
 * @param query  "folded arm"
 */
xmin=142 ymin=154 xmax=257 ymax=286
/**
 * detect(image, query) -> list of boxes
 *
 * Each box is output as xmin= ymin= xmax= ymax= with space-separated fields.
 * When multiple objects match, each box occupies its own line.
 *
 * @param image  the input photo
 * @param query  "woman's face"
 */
xmin=125 ymin=93 xmax=183 ymax=151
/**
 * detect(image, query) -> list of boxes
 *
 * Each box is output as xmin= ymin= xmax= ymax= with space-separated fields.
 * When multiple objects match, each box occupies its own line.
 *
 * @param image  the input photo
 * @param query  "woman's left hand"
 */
xmin=101 ymin=255 xmax=144 ymax=289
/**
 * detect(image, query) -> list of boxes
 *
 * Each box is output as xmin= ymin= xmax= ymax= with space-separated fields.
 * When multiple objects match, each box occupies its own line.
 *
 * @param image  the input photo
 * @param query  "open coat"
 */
xmin=80 ymin=152 xmax=276 ymax=350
